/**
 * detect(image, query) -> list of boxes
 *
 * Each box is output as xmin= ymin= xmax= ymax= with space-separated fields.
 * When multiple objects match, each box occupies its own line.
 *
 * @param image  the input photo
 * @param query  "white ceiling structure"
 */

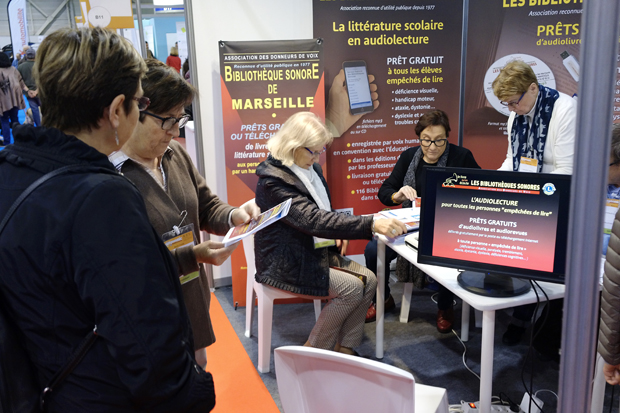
xmin=0 ymin=0 xmax=184 ymax=41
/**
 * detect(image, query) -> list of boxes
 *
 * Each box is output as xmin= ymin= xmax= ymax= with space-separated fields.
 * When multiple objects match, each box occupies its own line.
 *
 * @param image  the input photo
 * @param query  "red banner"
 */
xmin=313 ymin=0 xmax=464 ymax=255
xmin=219 ymin=39 xmax=324 ymax=305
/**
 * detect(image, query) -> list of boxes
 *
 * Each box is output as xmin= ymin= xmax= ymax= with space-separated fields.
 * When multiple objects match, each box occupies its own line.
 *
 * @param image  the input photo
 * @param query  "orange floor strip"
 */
xmin=207 ymin=293 xmax=280 ymax=413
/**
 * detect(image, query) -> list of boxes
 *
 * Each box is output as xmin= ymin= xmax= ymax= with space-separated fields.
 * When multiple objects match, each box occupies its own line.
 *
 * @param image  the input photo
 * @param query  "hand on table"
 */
xmin=336 ymin=239 xmax=349 ymax=256
xmin=325 ymin=69 xmax=379 ymax=137
xmin=373 ymin=218 xmax=408 ymax=237
xmin=231 ymin=200 xmax=261 ymax=226
xmin=392 ymin=186 xmax=418 ymax=204
xmin=194 ymin=240 xmax=238 ymax=266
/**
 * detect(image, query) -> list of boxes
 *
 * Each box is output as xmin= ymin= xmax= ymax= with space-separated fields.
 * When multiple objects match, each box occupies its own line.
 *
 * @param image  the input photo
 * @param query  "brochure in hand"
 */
xmin=222 ymin=198 xmax=292 ymax=246
xmin=379 ymin=207 xmax=420 ymax=232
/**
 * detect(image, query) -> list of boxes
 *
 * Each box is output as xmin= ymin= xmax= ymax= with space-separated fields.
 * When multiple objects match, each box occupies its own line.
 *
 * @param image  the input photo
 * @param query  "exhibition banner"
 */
xmin=7 ymin=0 xmax=28 ymax=60
xmin=462 ymin=0 xmax=582 ymax=169
xmin=313 ymin=0 xmax=463 ymax=254
xmin=218 ymin=39 xmax=324 ymax=304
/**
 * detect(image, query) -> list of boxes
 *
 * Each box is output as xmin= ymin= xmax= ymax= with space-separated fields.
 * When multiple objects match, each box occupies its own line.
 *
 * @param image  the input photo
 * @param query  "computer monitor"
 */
xmin=417 ymin=167 xmax=571 ymax=297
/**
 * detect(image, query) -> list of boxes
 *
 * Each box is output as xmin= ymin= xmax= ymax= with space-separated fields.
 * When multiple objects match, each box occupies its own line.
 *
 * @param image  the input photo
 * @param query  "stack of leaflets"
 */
xmin=379 ymin=207 xmax=420 ymax=232
xmin=222 ymin=198 xmax=291 ymax=246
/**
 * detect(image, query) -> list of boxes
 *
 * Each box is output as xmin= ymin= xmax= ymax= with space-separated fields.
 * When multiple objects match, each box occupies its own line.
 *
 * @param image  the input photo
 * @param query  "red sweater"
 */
xmin=166 ymin=55 xmax=182 ymax=73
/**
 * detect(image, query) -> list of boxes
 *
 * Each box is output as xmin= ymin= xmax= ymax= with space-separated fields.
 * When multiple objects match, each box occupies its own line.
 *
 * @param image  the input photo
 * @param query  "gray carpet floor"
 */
xmin=214 ymin=277 xmax=618 ymax=412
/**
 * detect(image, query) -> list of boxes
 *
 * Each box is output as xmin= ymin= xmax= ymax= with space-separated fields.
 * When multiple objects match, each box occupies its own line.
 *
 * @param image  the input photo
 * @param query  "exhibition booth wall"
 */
xmin=186 ymin=0 xmax=591 ymax=288
xmin=189 ymin=0 xmax=312 ymax=284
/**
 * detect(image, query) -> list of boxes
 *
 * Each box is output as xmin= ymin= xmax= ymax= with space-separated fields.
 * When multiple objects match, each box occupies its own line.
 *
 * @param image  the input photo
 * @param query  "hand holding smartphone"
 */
xmin=343 ymin=60 xmax=375 ymax=115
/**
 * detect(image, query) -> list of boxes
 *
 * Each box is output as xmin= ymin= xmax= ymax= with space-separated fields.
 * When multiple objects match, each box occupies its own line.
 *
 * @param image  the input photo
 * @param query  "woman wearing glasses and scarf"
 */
xmin=254 ymin=111 xmax=406 ymax=356
xmin=110 ymin=60 xmax=259 ymax=368
xmin=493 ymin=59 xmax=576 ymax=175
xmin=492 ymin=60 xmax=576 ymax=346
xmin=364 ymin=109 xmax=480 ymax=333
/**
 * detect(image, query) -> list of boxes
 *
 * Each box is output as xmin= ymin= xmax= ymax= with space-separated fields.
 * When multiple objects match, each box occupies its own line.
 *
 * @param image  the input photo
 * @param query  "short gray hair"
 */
xmin=267 ymin=112 xmax=332 ymax=167
xmin=35 ymin=27 xmax=145 ymax=132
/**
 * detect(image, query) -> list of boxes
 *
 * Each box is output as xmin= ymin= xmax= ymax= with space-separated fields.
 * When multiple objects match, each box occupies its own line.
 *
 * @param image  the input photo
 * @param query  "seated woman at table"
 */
xmin=110 ymin=59 xmax=260 ymax=368
xmin=254 ymin=111 xmax=407 ymax=355
xmin=363 ymin=109 xmax=480 ymax=333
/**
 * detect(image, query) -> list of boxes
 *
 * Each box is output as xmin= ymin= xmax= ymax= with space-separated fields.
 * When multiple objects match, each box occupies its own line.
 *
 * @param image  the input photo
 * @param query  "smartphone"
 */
xmin=342 ymin=60 xmax=374 ymax=115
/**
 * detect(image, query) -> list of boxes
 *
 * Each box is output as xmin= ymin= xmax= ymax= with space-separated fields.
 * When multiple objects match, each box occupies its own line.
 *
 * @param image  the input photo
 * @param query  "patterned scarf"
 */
xmin=510 ymin=85 xmax=559 ymax=172
xmin=401 ymin=143 xmax=450 ymax=208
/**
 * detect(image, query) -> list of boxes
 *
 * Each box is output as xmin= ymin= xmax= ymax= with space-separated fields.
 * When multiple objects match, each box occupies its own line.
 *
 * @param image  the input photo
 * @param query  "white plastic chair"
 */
xmin=243 ymin=234 xmax=322 ymax=373
xmin=274 ymin=345 xmax=449 ymax=413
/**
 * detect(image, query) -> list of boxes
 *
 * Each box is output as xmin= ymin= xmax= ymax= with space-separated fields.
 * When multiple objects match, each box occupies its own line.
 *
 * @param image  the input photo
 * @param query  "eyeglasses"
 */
xmin=305 ymin=147 xmax=327 ymax=157
xmin=133 ymin=96 xmax=151 ymax=111
xmin=500 ymin=91 xmax=526 ymax=108
xmin=143 ymin=111 xmax=190 ymax=130
xmin=420 ymin=139 xmax=447 ymax=148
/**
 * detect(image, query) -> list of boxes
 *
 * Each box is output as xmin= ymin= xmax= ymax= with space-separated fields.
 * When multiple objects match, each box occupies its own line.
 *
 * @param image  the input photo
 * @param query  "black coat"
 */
xmin=0 ymin=125 xmax=215 ymax=412
xmin=254 ymin=156 xmax=373 ymax=297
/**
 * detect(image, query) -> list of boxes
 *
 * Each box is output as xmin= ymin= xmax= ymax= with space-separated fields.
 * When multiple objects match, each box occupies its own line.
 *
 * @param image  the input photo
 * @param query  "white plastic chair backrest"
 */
xmin=242 ymin=233 xmax=256 ymax=280
xmin=274 ymin=346 xmax=415 ymax=413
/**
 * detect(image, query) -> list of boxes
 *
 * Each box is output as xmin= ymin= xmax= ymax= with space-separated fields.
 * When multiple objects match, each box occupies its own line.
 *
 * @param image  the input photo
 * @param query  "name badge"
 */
xmin=604 ymin=199 xmax=620 ymax=235
xmin=313 ymin=236 xmax=336 ymax=249
xmin=162 ymin=223 xmax=199 ymax=284
xmin=518 ymin=157 xmax=538 ymax=173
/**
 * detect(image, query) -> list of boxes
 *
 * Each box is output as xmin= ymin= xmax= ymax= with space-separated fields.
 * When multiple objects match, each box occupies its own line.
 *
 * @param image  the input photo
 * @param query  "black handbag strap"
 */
xmin=0 ymin=164 xmax=112 ymax=411
xmin=0 ymin=164 xmax=96 ymax=234
xmin=40 ymin=328 xmax=98 ymax=411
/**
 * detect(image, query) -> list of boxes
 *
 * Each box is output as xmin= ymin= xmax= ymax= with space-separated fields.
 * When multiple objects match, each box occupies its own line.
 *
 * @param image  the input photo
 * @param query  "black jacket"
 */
xmin=0 ymin=125 xmax=215 ymax=412
xmin=378 ymin=143 xmax=480 ymax=206
xmin=254 ymin=156 xmax=373 ymax=296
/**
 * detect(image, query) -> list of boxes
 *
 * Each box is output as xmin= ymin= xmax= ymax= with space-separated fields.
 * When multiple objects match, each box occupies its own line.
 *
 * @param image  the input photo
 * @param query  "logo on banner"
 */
xmin=542 ymin=183 xmax=556 ymax=196
xmin=442 ymin=174 xmax=469 ymax=187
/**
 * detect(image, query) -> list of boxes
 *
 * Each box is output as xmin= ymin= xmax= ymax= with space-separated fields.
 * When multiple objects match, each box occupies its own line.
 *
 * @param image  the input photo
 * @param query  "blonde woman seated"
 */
xmin=254 ymin=111 xmax=407 ymax=355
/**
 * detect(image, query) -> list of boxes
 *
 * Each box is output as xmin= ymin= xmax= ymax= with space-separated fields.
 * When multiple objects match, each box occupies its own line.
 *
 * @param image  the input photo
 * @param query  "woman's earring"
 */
xmin=115 ymin=130 xmax=120 ymax=147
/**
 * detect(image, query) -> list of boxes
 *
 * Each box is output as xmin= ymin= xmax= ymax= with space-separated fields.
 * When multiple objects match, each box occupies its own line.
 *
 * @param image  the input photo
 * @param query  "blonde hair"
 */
xmin=492 ymin=60 xmax=538 ymax=102
xmin=170 ymin=46 xmax=179 ymax=56
xmin=268 ymin=112 xmax=332 ymax=167
xmin=34 ymin=27 xmax=146 ymax=132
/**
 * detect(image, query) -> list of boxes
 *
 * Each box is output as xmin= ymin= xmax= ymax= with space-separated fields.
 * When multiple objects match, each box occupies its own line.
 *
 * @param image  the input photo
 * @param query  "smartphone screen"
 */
xmin=343 ymin=61 xmax=374 ymax=115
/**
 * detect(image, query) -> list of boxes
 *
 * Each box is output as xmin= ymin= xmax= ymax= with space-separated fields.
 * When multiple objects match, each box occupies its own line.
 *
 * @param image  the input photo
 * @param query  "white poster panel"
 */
xmin=165 ymin=33 xmax=177 ymax=59
xmin=176 ymin=21 xmax=188 ymax=66
xmin=7 ymin=0 xmax=29 ymax=61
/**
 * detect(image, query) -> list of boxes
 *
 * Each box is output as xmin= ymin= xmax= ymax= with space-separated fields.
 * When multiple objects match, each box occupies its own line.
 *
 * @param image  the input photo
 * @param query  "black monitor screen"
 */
xmin=417 ymin=167 xmax=571 ymax=286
